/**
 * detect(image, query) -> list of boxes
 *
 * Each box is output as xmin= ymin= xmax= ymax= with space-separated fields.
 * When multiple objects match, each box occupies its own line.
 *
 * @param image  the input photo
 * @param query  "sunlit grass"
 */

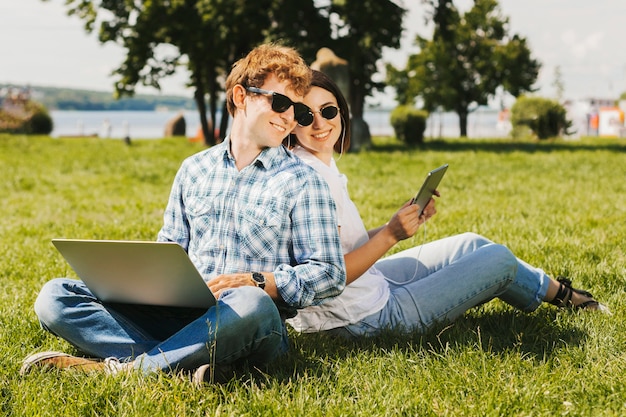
xmin=2 ymin=133 xmax=625 ymax=416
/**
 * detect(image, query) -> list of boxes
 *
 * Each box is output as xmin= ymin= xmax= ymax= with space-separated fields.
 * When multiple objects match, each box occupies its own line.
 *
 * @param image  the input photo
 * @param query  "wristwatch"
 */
xmin=251 ymin=272 xmax=266 ymax=289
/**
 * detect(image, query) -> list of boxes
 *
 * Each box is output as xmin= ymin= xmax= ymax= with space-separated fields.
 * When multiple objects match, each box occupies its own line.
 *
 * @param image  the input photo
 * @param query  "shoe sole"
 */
xmin=192 ymin=364 xmax=212 ymax=387
xmin=20 ymin=351 xmax=72 ymax=375
xmin=192 ymin=363 xmax=236 ymax=387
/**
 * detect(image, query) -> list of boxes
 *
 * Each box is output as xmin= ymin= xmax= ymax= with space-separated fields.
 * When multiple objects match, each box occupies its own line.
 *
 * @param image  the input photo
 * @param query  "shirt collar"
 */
xmin=222 ymin=135 xmax=293 ymax=169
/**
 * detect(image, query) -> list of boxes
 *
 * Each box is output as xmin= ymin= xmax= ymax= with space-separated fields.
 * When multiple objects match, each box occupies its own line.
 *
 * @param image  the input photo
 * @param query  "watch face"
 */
xmin=252 ymin=272 xmax=266 ymax=289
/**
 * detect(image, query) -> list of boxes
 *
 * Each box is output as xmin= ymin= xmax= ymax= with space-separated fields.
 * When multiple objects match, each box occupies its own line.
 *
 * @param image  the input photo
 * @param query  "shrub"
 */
xmin=24 ymin=104 xmax=53 ymax=134
xmin=390 ymin=105 xmax=428 ymax=146
xmin=510 ymin=96 xmax=572 ymax=139
xmin=0 ymin=100 xmax=53 ymax=134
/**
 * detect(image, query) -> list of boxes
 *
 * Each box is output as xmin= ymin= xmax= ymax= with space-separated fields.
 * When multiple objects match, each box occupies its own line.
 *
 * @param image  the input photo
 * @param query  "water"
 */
xmin=49 ymin=108 xmax=509 ymax=139
xmin=50 ymin=110 xmax=204 ymax=139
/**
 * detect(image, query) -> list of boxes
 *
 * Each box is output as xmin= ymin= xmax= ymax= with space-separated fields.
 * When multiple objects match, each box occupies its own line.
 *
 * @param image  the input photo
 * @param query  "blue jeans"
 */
xmin=34 ymin=283 xmax=287 ymax=374
xmin=331 ymin=233 xmax=550 ymax=337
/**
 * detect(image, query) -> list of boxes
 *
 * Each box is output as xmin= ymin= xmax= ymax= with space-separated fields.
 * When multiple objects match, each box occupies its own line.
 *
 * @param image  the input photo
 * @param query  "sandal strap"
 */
xmin=550 ymin=276 xmax=597 ymax=310
xmin=550 ymin=278 xmax=573 ymax=308
xmin=577 ymin=300 xmax=600 ymax=310
xmin=558 ymin=276 xmax=594 ymax=297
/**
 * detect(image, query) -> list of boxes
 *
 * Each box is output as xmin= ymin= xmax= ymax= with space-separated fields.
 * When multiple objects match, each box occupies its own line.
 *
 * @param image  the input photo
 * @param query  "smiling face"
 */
xmin=232 ymin=74 xmax=304 ymax=150
xmin=292 ymin=86 xmax=342 ymax=165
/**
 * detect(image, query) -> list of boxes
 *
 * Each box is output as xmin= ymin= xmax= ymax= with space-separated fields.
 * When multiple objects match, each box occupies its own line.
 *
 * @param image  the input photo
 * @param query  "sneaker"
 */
xmin=20 ymin=351 xmax=129 ymax=375
xmin=192 ymin=363 xmax=236 ymax=387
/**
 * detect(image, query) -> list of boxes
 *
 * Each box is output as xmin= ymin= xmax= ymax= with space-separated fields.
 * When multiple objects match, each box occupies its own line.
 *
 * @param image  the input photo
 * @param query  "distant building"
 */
xmin=563 ymin=97 xmax=624 ymax=138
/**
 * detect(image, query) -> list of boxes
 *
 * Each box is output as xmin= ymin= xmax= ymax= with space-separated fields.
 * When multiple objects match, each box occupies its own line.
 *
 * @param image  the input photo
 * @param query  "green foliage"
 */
xmin=326 ymin=0 xmax=406 ymax=150
xmin=25 ymin=106 xmax=53 ymax=134
xmin=3 ymin=134 xmax=626 ymax=415
xmin=387 ymin=0 xmax=540 ymax=137
xmin=328 ymin=0 xmax=405 ymax=117
xmin=510 ymin=96 xmax=572 ymax=139
xmin=389 ymin=105 xmax=428 ymax=146
xmin=60 ymin=0 xmax=334 ymax=144
xmin=54 ymin=0 xmax=406 ymax=146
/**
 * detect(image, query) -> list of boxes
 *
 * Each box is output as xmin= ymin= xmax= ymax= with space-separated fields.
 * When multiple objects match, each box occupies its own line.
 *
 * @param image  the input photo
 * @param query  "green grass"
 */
xmin=2 ymin=134 xmax=625 ymax=416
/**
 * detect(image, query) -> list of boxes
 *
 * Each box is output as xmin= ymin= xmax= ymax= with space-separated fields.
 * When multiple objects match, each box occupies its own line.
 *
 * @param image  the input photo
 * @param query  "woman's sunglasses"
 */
xmin=246 ymin=87 xmax=313 ymax=126
xmin=297 ymin=105 xmax=339 ymax=127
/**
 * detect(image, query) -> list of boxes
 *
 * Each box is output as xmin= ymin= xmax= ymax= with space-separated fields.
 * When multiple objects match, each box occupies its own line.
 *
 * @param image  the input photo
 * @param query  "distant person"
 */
xmin=122 ymin=120 xmax=130 ymax=144
xmin=20 ymin=44 xmax=346 ymax=384
xmin=101 ymin=119 xmax=112 ymax=138
xmin=286 ymin=70 xmax=609 ymax=338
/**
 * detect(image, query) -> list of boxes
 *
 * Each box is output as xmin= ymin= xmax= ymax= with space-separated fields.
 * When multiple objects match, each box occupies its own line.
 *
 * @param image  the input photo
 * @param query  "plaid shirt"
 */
xmin=157 ymin=138 xmax=345 ymax=312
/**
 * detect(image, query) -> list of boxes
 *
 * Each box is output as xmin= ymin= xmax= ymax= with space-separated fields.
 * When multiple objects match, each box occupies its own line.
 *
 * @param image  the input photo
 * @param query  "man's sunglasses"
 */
xmin=245 ymin=87 xmax=313 ymax=126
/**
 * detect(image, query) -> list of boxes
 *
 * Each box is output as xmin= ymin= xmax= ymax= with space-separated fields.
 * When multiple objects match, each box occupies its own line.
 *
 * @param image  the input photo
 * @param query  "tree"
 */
xmin=49 ymin=1 xmax=406 ymax=147
xmin=387 ymin=0 xmax=540 ymax=137
xmin=265 ymin=1 xmax=333 ymax=63
xmin=53 ymin=0 xmax=330 ymax=145
xmin=326 ymin=0 xmax=406 ymax=151
xmin=552 ymin=65 xmax=565 ymax=102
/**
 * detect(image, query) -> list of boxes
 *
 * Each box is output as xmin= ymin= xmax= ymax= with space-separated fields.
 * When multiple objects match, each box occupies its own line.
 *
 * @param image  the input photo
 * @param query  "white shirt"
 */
xmin=287 ymin=146 xmax=390 ymax=332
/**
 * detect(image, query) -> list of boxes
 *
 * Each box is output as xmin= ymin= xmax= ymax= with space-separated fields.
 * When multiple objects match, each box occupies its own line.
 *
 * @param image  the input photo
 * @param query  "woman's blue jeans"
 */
xmin=333 ymin=232 xmax=550 ymax=337
xmin=34 ymin=283 xmax=287 ymax=374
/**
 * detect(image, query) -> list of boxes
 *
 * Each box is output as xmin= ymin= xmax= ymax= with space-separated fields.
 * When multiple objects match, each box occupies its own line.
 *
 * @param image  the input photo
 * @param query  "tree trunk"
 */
xmin=458 ymin=108 xmax=468 ymax=137
xmin=194 ymin=87 xmax=214 ymax=146
xmin=206 ymin=67 xmax=219 ymax=145
xmin=219 ymin=100 xmax=229 ymax=142
xmin=348 ymin=84 xmax=371 ymax=152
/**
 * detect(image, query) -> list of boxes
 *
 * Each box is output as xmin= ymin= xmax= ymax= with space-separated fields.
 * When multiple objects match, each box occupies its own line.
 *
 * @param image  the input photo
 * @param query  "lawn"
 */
xmin=1 ymin=134 xmax=625 ymax=416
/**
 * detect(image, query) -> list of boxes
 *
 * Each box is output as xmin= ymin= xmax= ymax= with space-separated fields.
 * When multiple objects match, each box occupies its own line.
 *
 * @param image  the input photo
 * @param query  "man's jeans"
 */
xmin=34 ymin=283 xmax=286 ymax=373
xmin=334 ymin=232 xmax=550 ymax=337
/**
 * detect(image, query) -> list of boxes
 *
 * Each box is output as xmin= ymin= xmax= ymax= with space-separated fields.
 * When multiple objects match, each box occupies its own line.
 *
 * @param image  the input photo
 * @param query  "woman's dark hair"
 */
xmin=287 ymin=69 xmax=351 ymax=153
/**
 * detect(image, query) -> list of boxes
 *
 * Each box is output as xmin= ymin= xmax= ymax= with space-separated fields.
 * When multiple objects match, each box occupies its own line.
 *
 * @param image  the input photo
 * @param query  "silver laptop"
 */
xmin=51 ymin=239 xmax=216 ymax=309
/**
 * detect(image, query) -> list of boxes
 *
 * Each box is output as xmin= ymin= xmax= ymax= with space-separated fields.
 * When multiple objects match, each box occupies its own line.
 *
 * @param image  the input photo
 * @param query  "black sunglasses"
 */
xmin=245 ymin=87 xmax=312 ymax=126
xmin=297 ymin=105 xmax=339 ymax=127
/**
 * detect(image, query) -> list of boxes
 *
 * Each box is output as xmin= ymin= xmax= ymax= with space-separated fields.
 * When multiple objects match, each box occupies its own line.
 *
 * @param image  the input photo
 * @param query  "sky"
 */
xmin=2 ymin=0 xmax=626 ymax=105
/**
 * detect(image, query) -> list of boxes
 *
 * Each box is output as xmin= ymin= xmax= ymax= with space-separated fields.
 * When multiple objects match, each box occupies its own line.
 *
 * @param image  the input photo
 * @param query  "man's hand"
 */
xmin=208 ymin=272 xmax=278 ymax=300
xmin=208 ymin=273 xmax=255 ymax=299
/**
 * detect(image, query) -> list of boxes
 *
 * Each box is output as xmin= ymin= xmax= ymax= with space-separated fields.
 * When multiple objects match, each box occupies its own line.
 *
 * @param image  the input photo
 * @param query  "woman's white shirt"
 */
xmin=286 ymin=146 xmax=390 ymax=332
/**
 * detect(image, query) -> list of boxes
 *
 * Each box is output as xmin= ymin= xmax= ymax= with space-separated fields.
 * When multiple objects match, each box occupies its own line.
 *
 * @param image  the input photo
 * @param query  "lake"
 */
xmin=49 ymin=108 xmax=510 ymax=139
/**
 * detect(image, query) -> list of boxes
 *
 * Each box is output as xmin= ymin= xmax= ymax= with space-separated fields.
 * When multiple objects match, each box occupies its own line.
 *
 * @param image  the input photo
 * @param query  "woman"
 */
xmin=286 ymin=70 xmax=609 ymax=338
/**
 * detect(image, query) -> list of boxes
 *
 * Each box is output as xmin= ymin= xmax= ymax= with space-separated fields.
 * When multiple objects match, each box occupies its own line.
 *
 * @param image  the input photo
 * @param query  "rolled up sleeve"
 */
xmin=273 ymin=173 xmax=346 ymax=308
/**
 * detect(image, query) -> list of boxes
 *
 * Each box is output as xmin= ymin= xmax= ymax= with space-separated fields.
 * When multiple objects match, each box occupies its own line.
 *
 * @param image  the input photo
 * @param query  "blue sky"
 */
xmin=2 ymin=0 xmax=625 ymax=103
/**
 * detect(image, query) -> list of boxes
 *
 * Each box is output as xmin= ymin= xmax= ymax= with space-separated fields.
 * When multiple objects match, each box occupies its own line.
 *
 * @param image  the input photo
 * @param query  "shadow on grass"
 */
xmin=256 ymin=307 xmax=588 ymax=385
xmin=131 ymin=307 xmax=590 ymax=392
xmin=367 ymin=138 xmax=626 ymax=154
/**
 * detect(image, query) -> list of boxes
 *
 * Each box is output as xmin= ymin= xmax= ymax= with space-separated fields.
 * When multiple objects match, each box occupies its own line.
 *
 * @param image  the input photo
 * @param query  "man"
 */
xmin=20 ymin=43 xmax=346 ymax=384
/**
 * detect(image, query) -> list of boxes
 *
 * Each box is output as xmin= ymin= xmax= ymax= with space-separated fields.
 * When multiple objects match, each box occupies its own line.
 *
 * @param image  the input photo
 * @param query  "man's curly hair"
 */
xmin=225 ymin=43 xmax=312 ymax=116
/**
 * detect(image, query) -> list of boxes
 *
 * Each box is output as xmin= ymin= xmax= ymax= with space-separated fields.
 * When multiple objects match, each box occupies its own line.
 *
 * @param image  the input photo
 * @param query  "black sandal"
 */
xmin=549 ymin=276 xmax=610 ymax=313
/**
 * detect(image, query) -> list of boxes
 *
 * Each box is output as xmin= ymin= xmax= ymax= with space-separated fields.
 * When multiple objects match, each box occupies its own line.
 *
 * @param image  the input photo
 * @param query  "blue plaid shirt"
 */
xmin=157 ymin=138 xmax=345 ymax=313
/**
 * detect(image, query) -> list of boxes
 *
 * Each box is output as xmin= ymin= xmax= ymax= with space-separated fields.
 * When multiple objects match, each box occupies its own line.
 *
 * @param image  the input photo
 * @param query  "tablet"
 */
xmin=412 ymin=164 xmax=448 ymax=215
